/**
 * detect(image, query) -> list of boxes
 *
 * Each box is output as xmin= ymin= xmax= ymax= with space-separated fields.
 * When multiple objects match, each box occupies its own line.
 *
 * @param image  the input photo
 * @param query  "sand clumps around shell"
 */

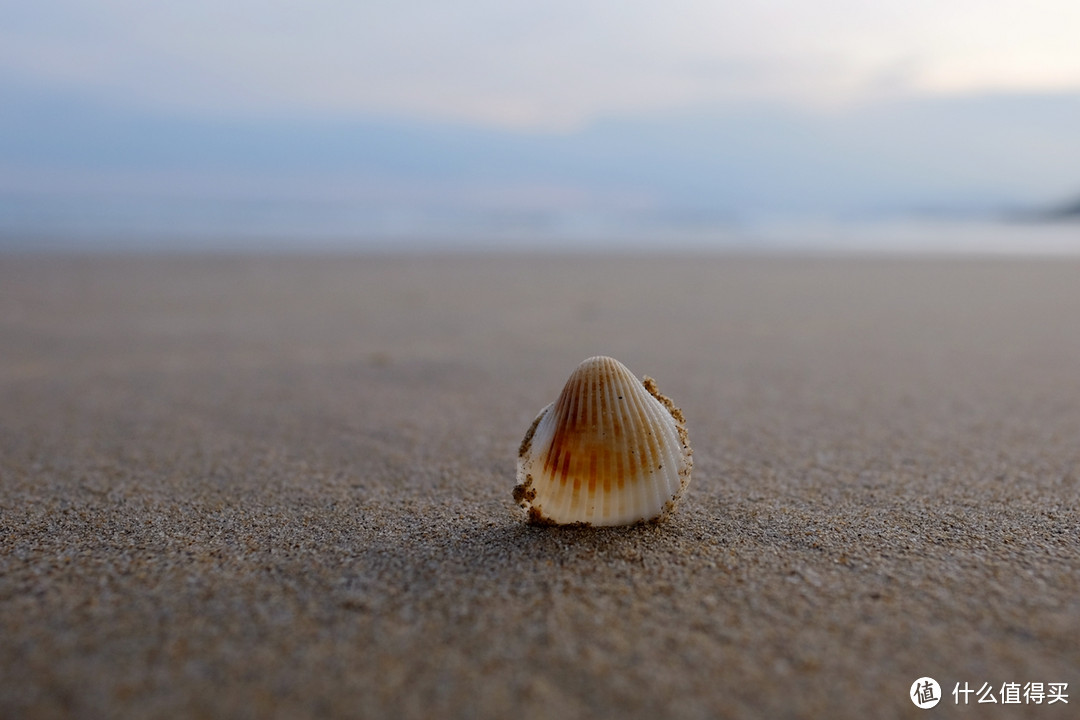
xmin=513 ymin=356 xmax=692 ymax=526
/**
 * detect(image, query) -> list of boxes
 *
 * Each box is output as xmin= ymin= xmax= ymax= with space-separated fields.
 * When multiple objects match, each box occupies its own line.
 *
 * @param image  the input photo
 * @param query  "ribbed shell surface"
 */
xmin=515 ymin=356 xmax=692 ymax=526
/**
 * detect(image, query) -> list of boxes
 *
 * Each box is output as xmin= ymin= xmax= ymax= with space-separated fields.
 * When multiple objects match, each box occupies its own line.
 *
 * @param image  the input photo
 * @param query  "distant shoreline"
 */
xmin=2 ymin=216 xmax=1080 ymax=256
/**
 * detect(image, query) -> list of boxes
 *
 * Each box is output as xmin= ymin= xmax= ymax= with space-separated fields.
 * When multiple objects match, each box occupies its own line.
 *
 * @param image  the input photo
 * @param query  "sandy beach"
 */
xmin=1 ymin=253 xmax=1078 ymax=718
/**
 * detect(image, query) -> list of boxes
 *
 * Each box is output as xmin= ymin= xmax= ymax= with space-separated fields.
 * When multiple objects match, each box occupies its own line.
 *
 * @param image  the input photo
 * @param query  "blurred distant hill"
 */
xmin=1046 ymin=197 xmax=1080 ymax=219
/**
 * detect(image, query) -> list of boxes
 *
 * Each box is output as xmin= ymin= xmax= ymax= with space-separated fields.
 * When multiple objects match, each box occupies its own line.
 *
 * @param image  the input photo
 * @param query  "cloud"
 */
xmin=2 ymin=1 xmax=1080 ymax=129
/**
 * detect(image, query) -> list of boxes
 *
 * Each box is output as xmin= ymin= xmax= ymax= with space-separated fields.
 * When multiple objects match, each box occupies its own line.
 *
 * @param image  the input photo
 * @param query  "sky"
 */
xmin=2 ymin=1 xmax=1080 ymax=247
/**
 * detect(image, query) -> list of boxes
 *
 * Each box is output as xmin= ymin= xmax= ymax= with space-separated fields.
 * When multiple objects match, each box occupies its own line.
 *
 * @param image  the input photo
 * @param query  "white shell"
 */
xmin=514 ymin=356 xmax=692 ymax=526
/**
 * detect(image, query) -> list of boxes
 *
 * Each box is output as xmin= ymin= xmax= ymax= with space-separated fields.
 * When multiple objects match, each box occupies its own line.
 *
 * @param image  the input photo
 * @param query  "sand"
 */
xmin=1 ymin=254 xmax=1078 ymax=719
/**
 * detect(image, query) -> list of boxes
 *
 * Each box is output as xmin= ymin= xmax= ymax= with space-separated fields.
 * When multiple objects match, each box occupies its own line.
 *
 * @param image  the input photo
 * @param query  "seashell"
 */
xmin=513 ymin=356 xmax=692 ymax=526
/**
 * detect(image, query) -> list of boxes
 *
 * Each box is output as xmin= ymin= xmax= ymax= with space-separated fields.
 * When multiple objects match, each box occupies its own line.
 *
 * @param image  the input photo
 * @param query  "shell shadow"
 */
xmin=456 ymin=518 xmax=684 ymax=562
xmin=337 ymin=517 xmax=696 ymax=616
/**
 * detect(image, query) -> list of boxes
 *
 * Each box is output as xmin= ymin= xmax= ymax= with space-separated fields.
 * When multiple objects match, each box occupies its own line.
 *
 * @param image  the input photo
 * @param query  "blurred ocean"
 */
xmin=0 ymin=194 xmax=1077 ymax=254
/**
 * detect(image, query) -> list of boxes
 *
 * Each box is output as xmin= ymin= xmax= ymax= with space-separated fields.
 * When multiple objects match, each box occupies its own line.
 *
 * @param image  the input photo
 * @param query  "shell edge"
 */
xmin=517 ymin=403 xmax=551 ymax=460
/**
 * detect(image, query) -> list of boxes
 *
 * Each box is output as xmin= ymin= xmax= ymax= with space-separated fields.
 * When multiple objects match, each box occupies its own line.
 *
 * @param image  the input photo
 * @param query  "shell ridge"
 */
xmin=638 ymin=375 xmax=684 ymax=466
xmin=620 ymin=369 xmax=657 ymax=523
xmin=554 ymin=371 xmax=581 ymax=479
xmin=541 ymin=388 xmax=562 ymax=478
xmin=637 ymin=384 xmax=667 ymax=514
xmin=640 ymin=392 xmax=669 ymax=521
xmin=604 ymin=362 xmax=630 ymax=520
xmin=550 ymin=372 xmax=581 ymax=518
xmin=644 ymin=375 xmax=694 ymax=499
xmin=592 ymin=362 xmax=606 ymax=522
xmin=601 ymin=360 xmax=622 ymax=521
xmin=561 ymin=371 xmax=590 ymax=518
xmin=655 ymin=385 xmax=692 ymax=517
xmin=561 ymin=370 xmax=587 ymax=519
xmin=598 ymin=360 xmax=618 ymax=522
xmin=607 ymin=362 xmax=627 ymax=521
xmin=587 ymin=358 xmax=613 ymax=523
xmin=534 ymin=405 xmax=562 ymax=519
xmin=609 ymin=362 xmax=624 ymax=520
xmin=637 ymin=374 xmax=685 ymax=517
xmin=586 ymin=363 xmax=601 ymax=523
xmin=641 ymin=387 xmax=683 ymax=502
xmin=622 ymin=367 xmax=652 ymax=524
xmin=651 ymin=378 xmax=692 ymax=502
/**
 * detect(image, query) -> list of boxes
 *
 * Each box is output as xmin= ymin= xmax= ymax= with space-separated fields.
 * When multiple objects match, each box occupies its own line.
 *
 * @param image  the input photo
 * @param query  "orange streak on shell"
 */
xmin=538 ymin=358 xmax=644 ymax=494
